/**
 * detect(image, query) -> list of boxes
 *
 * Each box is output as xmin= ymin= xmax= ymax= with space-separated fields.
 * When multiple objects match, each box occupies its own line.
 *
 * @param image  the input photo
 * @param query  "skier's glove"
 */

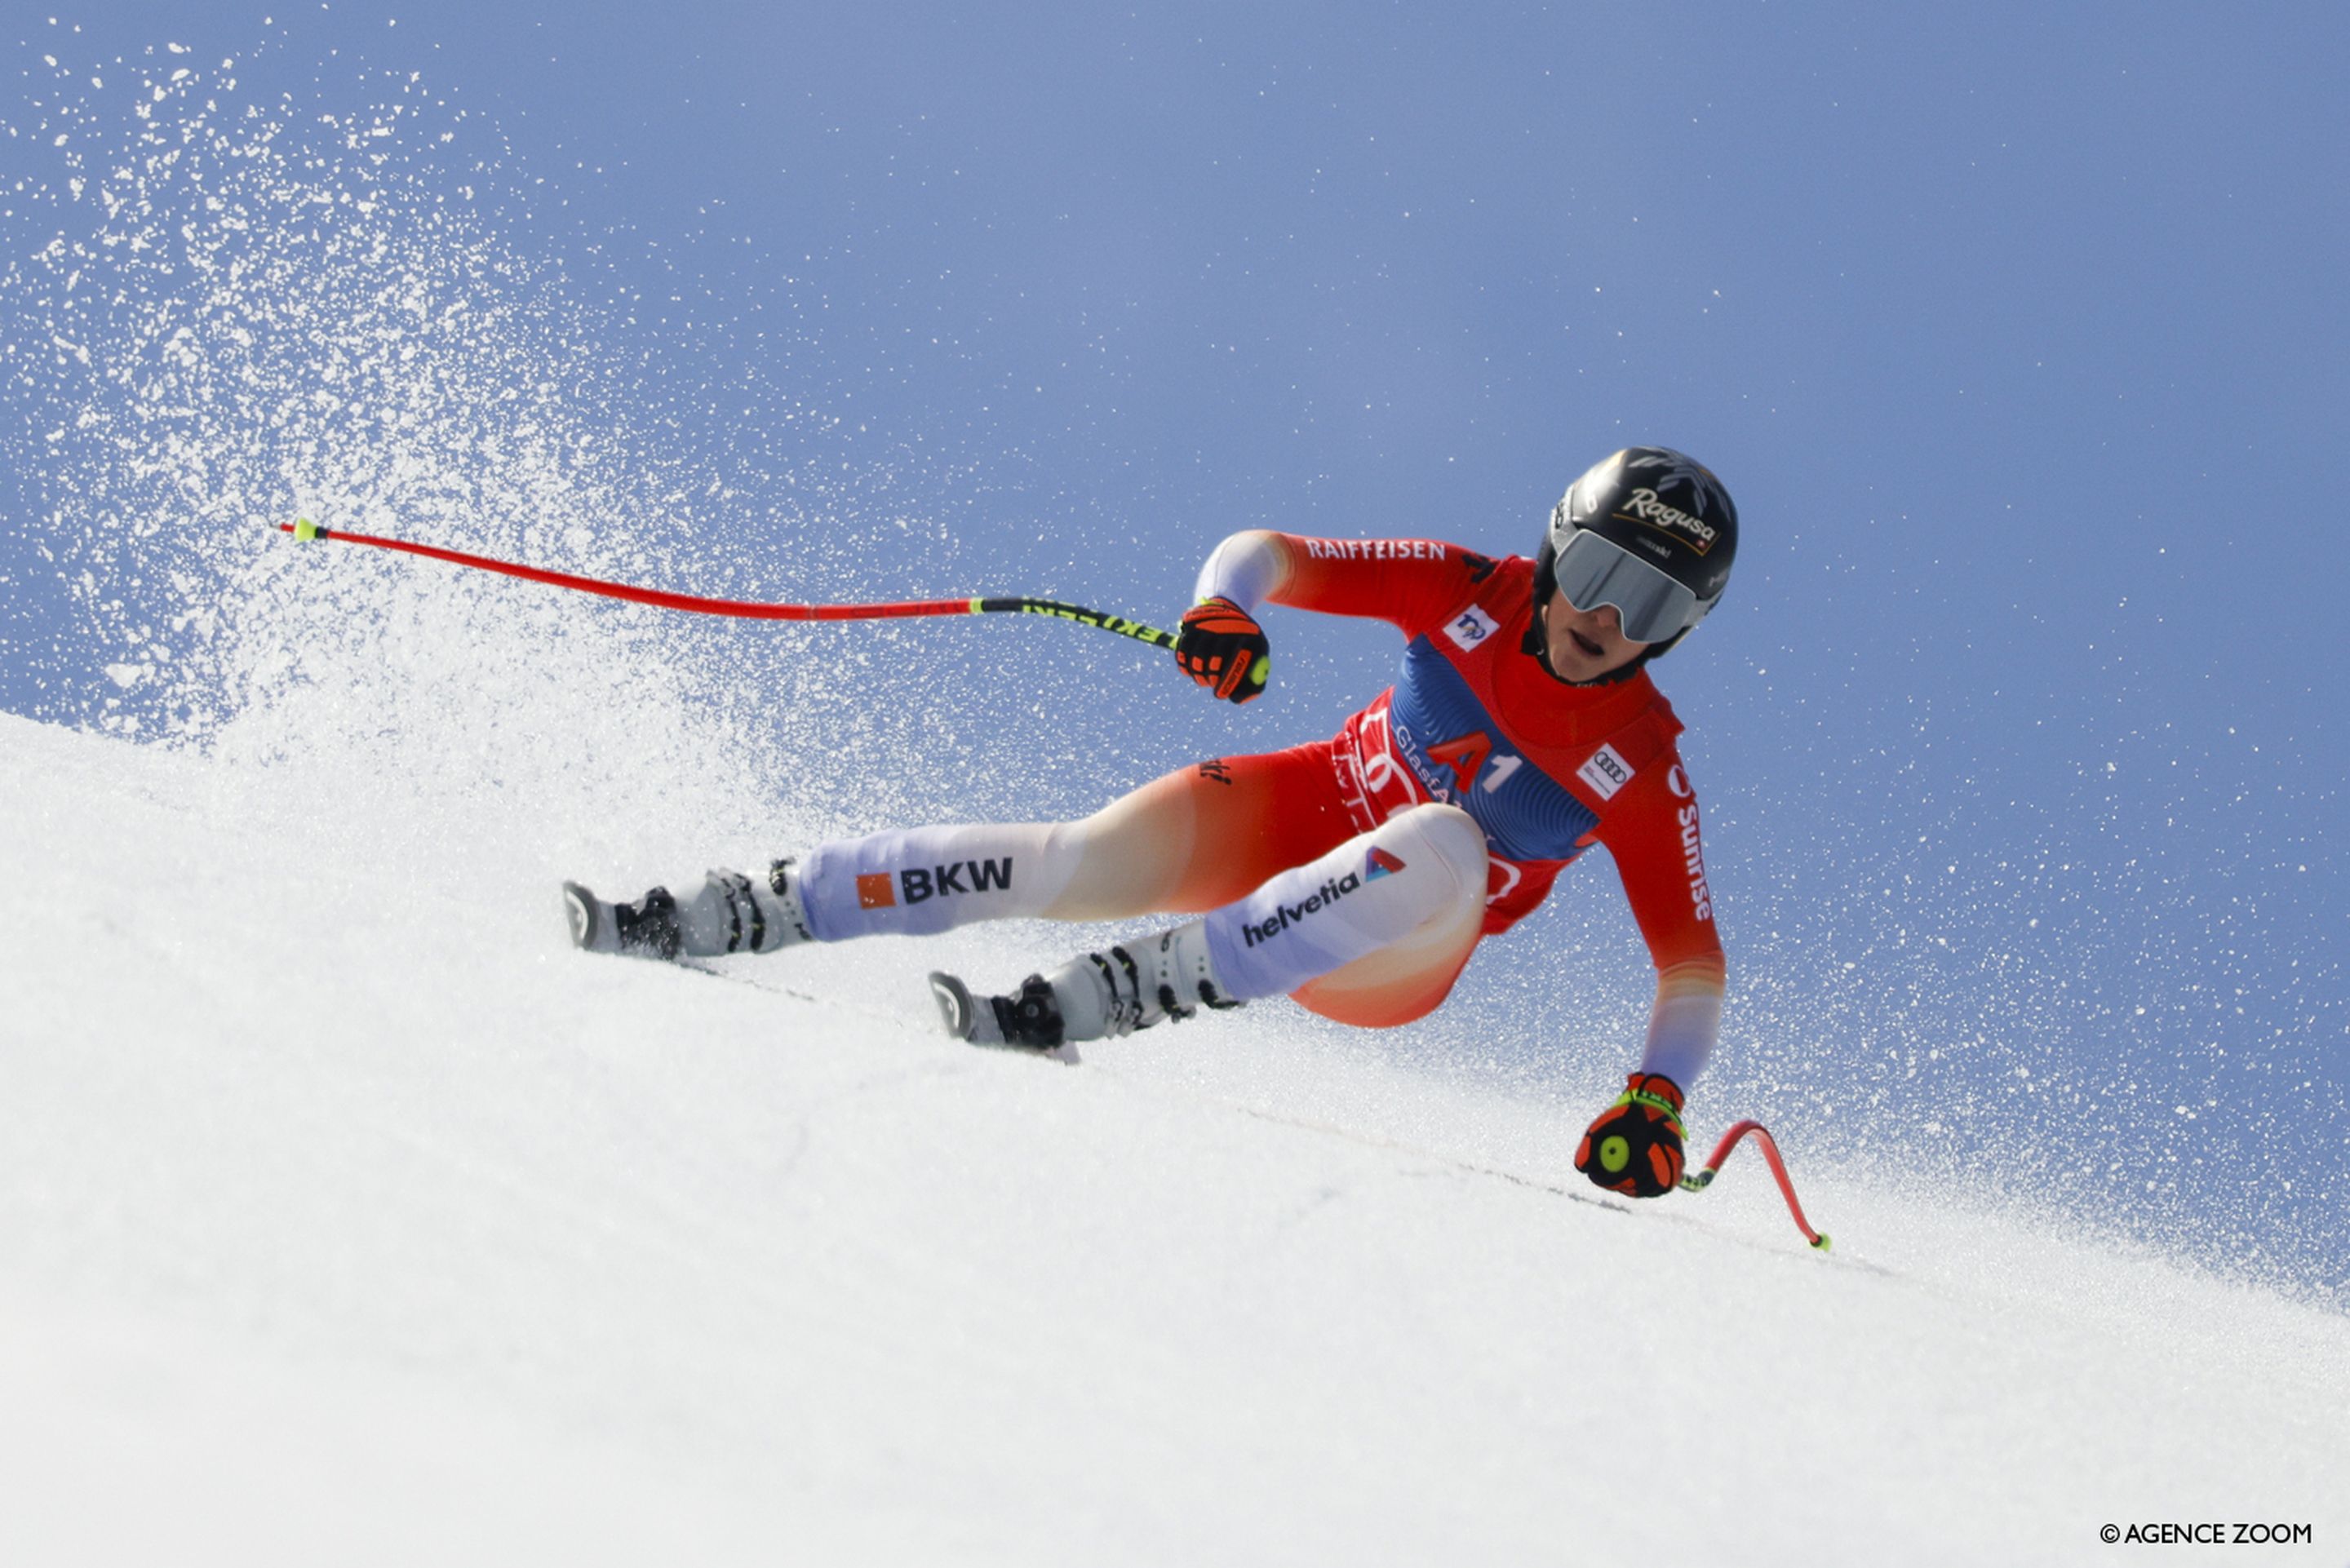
xmin=1574 ymin=1072 xmax=1686 ymax=1198
xmin=1175 ymin=597 xmax=1270 ymax=704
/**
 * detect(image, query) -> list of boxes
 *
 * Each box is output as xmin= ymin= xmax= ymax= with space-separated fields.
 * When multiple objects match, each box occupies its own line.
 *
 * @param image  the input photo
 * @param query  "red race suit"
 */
xmin=1199 ymin=531 xmax=1726 ymax=1083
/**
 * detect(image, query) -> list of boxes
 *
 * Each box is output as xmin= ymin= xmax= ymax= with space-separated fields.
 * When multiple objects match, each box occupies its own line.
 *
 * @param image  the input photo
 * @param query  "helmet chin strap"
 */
xmin=1525 ymin=538 xmax=1674 ymax=688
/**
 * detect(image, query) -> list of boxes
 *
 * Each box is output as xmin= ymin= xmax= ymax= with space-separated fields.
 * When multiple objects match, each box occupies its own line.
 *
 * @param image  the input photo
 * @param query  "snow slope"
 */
xmin=2 ymin=710 xmax=2344 ymax=1566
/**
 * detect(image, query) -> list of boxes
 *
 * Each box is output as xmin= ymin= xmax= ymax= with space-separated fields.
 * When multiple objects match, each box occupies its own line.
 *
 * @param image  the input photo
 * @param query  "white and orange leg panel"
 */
xmin=789 ymin=746 xmax=1492 ymax=1034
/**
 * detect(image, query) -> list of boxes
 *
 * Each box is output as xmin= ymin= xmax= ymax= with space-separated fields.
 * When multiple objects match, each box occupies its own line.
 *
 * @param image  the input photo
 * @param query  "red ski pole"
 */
xmin=1679 ymin=1119 xmax=1832 ymax=1252
xmin=274 ymin=518 xmax=1187 ymax=653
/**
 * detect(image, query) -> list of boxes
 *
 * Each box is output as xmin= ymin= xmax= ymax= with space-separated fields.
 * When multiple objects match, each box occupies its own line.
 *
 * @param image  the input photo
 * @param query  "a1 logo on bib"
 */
xmin=1443 ymin=605 xmax=1502 ymax=650
xmin=1576 ymin=742 xmax=1634 ymax=800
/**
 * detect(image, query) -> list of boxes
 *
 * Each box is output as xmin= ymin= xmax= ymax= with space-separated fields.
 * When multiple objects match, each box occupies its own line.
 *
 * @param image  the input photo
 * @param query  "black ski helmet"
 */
xmin=1528 ymin=446 xmax=1738 ymax=679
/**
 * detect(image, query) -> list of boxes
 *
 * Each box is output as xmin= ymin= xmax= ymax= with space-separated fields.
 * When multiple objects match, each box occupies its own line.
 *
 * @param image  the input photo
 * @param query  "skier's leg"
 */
xmin=948 ymin=802 xmax=1490 ymax=1047
xmin=573 ymin=742 xmax=1359 ymax=959
xmin=1032 ymin=747 xmax=1364 ymax=919
xmin=791 ymin=742 xmax=1358 ymax=941
xmin=1288 ymin=934 xmax=1480 ymax=1029
xmin=1202 ymin=801 xmax=1488 ymax=1025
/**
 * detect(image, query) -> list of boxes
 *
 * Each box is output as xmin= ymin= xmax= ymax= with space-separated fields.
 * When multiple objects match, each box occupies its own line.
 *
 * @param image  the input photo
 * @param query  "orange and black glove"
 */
xmin=1174 ymin=596 xmax=1270 ymax=704
xmin=1574 ymin=1072 xmax=1686 ymax=1198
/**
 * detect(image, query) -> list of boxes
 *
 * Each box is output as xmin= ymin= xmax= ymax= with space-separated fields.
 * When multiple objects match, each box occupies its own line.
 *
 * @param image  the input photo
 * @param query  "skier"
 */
xmin=566 ymin=446 xmax=1737 ymax=1199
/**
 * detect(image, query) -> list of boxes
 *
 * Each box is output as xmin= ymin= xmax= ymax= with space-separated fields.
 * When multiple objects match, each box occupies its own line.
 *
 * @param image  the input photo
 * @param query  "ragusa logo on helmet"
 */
xmin=1616 ymin=487 xmax=1718 ymax=553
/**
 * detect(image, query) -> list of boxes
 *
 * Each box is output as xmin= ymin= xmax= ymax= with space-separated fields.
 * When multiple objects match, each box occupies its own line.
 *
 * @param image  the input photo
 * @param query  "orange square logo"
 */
xmin=856 ymin=872 xmax=897 ymax=910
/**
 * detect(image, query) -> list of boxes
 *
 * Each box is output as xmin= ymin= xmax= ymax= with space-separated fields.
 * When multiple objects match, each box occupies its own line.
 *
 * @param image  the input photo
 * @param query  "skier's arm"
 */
xmin=1193 ymin=530 xmax=1490 ymax=636
xmin=1590 ymin=755 xmax=1727 ymax=1093
xmin=1192 ymin=530 xmax=1292 ymax=616
xmin=1179 ymin=531 xmax=1485 ymax=702
xmin=1568 ymin=758 xmax=1723 ymax=1198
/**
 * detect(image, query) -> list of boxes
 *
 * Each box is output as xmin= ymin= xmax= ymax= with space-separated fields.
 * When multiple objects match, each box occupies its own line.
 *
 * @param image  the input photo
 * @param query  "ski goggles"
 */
xmin=1550 ymin=527 xmax=1701 ymax=645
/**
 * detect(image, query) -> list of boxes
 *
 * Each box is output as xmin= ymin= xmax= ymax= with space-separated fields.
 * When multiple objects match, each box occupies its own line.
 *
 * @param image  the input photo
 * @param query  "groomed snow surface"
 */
xmin=2 ymin=711 xmax=2343 ymax=1566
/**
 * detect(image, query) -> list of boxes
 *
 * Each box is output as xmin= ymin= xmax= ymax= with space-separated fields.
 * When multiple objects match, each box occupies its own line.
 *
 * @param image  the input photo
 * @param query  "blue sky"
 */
xmin=5 ymin=2 xmax=2344 ymax=1286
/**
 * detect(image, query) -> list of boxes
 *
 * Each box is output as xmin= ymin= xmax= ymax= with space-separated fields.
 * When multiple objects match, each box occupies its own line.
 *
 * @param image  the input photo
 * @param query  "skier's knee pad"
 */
xmin=1369 ymin=803 xmax=1488 ymax=932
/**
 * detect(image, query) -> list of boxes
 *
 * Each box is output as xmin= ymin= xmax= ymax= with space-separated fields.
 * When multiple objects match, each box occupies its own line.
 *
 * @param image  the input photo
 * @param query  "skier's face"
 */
xmin=1541 ymin=592 xmax=1650 ymax=682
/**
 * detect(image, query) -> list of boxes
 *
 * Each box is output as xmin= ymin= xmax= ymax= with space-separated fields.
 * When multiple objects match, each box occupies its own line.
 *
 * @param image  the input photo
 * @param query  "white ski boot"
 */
xmin=565 ymin=859 xmax=814 ymax=959
xmin=929 ymin=919 xmax=1239 ymax=1050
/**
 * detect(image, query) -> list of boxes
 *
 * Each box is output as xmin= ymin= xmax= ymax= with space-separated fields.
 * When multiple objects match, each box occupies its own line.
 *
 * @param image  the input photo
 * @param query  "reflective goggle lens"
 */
xmin=1553 ymin=529 xmax=1697 ymax=645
